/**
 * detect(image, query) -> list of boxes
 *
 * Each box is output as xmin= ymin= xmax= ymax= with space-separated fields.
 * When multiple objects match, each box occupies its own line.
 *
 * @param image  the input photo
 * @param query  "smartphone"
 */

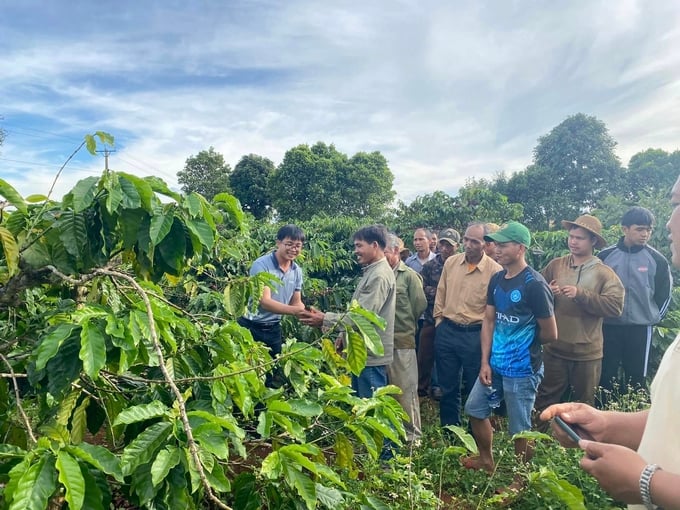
xmin=554 ymin=415 xmax=582 ymax=443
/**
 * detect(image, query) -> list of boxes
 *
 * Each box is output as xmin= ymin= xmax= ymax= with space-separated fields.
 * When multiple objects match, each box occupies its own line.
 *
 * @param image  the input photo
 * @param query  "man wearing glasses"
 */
xmin=238 ymin=224 xmax=305 ymax=383
xmin=598 ymin=207 xmax=672 ymax=394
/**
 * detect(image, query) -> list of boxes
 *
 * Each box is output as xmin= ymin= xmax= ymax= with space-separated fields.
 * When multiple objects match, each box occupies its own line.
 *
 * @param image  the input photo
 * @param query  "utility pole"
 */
xmin=96 ymin=148 xmax=116 ymax=172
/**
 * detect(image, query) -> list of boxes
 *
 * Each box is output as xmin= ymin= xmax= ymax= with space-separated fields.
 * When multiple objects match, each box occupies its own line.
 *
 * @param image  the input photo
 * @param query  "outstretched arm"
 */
xmin=259 ymin=287 xmax=305 ymax=315
xmin=540 ymin=403 xmax=648 ymax=449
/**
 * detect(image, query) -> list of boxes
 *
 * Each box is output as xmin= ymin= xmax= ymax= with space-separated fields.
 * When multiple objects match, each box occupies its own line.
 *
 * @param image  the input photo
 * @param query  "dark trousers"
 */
xmin=434 ymin=320 xmax=482 ymax=426
xmin=417 ymin=322 xmax=436 ymax=395
xmin=600 ymin=324 xmax=652 ymax=392
xmin=237 ymin=317 xmax=282 ymax=387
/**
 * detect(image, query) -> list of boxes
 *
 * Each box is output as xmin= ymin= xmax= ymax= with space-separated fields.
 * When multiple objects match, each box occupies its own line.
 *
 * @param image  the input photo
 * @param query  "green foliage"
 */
xmin=0 ymin=133 xmax=415 ymax=510
xmin=84 ymin=131 xmax=114 ymax=155
xmin=622 ymin=148 xmax=680 ymax=201
xmin=177 ymin=146 xmax=231 ymax=201
xmin=494 ymin=113 xmax=624 ymax=230
xmin=230 ymin=154 xmax=275 ymax=219
xmin=269 ymin=143 xmax=395 ymax=221
xmin=404 ymin=401 xmax=623 ymax=509
xmin=2 ymin=124 xmax=678 ymax=510
xmin=390 ymin=183 xmax=523 ymax=238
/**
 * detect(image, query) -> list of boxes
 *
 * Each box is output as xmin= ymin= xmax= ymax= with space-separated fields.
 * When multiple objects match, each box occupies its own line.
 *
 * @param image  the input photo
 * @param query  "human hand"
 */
xmin=334 ymin=336 xmax=344 ymax=354
xmin=549 ymin=280 xmax=561 ymax=295
xmin=539 ymin=402 xmax=606 ymax=445
xmin=478 ymin=364 xmax=492 ymax=386
xmin=579 ymin=441 xmax=646 ymax=504
xmin=298 ymin=308 xmax=325 ymax=328
xmin=560 ymin=285 xmax=578 ymax=299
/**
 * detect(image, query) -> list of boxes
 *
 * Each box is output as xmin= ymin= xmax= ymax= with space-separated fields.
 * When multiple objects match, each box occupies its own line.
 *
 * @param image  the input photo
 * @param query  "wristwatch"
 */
xmin=639 ymin=464 xmax=662 ymax=510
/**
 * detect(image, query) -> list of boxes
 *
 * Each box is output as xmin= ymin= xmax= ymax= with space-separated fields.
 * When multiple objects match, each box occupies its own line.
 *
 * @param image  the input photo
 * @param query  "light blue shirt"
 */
xmin=405 ymin=251 xmax=436 ymax=274
xmin=244 ymin=252 xmax=303 ymax=324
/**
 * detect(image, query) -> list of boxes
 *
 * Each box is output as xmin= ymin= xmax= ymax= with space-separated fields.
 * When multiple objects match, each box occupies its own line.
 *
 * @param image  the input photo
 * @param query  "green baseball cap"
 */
xmin=484 ymin=221 xmax=531 ymax=247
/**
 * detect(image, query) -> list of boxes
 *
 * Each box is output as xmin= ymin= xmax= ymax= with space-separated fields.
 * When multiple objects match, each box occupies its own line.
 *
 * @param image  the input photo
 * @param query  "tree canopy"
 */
xmin=269 ymin=142 xmax=395 ymax=221
xmin=494 ymin=113 xmax=623 ymax=230
xmin=623 ymin=148 xmax=680 ymax=200
xmin=177 ymin=146 xmax=231 ymax=201
xmin=390 ymin=182 xmax=523 ymax=237
xmin=229 ymin=153 xmax=275 ymax=219
xmin=169 ymin=113 xmax=677 ymax=237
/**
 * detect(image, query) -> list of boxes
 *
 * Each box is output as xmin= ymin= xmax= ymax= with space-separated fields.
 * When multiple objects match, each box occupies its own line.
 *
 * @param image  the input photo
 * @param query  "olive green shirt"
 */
xmin=323 ymin=257 xmax=396 ymax=366
xmin=393 ymin=261 xmax=427 ymax=349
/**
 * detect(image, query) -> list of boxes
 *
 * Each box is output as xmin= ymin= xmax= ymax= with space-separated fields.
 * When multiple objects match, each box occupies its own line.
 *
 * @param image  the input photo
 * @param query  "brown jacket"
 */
xmin=541 ymin=255 xmax=624 ymax=360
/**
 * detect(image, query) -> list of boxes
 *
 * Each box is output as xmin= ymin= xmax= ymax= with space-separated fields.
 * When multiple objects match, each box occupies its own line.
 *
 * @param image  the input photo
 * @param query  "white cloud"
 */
xmin=2 ymin=0 xmax=680 ymax=205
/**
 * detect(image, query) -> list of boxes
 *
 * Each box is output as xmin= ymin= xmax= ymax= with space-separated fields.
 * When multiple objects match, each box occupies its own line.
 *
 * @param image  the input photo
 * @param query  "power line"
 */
xmin=0 ymin=156 xmax=90 ymax=170
xmin=2 ymin=125 xmax=81 ymax=143
xmin=116 ymin=155 xmax=177 ymax=180
xmin=1 ymin=122 xmax=178 ymax=180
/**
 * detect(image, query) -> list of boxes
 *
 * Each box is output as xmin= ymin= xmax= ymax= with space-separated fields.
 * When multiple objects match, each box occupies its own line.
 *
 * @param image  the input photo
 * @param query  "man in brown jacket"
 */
xmin=535 ymin=215 xmax=624 ymax=416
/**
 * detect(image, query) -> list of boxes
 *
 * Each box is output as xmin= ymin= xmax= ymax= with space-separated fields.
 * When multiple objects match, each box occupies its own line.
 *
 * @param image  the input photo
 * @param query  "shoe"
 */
xmin=431 ymin=387 xmax=443 ymax=400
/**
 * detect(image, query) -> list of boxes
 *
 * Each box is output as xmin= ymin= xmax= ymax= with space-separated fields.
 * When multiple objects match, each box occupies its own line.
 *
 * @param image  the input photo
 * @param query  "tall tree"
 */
xmin=391 ymin=182 xmax=522 ymax=236
xmin=494 ymin=113 xmax=623 ymax=230
xmin=391 ymin=191 xmax=460 ymax=234
xmin=456 ymin=178 xmax=524 ymax=225
xmin=624 ymin=148 xmax=680 ymax=200
xmin=230 ymin=154 xmax=275 ymax=219
xmin=177 ymin=146 xmax=231 ymax=201
xmin=269 ymin=142 xmax=395 ymax=221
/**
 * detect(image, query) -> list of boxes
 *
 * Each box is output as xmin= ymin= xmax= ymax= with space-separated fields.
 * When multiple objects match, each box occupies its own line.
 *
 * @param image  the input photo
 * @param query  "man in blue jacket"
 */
xmin=598 ymin=207 xmax=672 ymax=393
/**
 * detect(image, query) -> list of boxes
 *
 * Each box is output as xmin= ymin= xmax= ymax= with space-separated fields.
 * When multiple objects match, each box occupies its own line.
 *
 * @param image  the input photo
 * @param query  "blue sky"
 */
xmin=2 ymin=0 xmax=680 ymax=203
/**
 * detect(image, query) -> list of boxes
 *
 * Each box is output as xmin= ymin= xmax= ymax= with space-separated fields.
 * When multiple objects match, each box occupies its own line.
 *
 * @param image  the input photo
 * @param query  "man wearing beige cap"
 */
xmin=535 ymin=215 xmax=624 ymax=416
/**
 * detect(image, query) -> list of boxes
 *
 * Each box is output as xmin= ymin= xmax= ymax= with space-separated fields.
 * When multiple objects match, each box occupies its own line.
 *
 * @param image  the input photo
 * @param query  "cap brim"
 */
xmin=484 ymin=232 xmax=512 ymax=244
xmin=439 ymin=238 xmax=458 ymax=245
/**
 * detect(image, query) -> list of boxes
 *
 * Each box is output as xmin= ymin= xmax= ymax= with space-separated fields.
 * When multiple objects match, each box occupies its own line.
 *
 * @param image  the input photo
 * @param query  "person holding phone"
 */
xmin=540 ymin=174 xmax=680 ymax=510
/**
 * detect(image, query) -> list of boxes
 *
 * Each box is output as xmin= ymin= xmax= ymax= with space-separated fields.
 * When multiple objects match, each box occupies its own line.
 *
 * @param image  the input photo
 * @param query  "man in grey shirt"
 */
xmin=299 ymin=225 xmax=396 ymax=397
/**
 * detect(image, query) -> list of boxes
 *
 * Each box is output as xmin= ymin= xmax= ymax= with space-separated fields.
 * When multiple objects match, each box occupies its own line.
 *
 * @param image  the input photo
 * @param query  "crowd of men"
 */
xmin=238 ymin=189 xmax=678 ymax=507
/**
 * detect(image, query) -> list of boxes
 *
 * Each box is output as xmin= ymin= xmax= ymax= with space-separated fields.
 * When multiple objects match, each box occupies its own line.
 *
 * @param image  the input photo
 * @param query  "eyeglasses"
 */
xmin=282 ymin=242 xmax=303 ymax=250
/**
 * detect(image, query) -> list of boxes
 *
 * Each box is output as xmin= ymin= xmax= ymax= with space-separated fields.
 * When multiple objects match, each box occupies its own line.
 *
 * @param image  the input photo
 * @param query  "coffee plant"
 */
xmin=0 ymin=133 xmax=410 ymax=509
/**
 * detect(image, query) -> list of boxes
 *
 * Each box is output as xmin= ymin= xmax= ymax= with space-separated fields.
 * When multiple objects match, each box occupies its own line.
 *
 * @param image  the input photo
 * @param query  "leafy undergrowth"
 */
xmin=101 ymin=394 xmax=637 ymax=510
xmin=354 ymin=398 xmax=628 ymax=510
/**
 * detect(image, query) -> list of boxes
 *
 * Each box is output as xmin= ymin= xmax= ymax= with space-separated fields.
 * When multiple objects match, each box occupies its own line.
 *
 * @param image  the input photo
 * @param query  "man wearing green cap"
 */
xmin=463 ymin=221 xmax=557 ymax=473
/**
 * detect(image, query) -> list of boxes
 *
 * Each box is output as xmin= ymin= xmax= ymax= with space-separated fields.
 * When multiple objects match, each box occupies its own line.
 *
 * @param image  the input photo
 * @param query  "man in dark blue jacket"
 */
xmin=598 ymin=207 xmax=672 ymax=394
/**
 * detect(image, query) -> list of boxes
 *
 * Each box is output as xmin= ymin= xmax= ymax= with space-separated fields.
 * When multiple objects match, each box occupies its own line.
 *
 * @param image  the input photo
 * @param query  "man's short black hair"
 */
xmin=354 ymin=224 xmax=388 ymax=249
xmin=414 ymin=227 xmax=432 ymax=238
xmin=621 ymin=207 xmax=655 ymax=227
xmin=277 ymin=224 xmax=305 ymax=242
